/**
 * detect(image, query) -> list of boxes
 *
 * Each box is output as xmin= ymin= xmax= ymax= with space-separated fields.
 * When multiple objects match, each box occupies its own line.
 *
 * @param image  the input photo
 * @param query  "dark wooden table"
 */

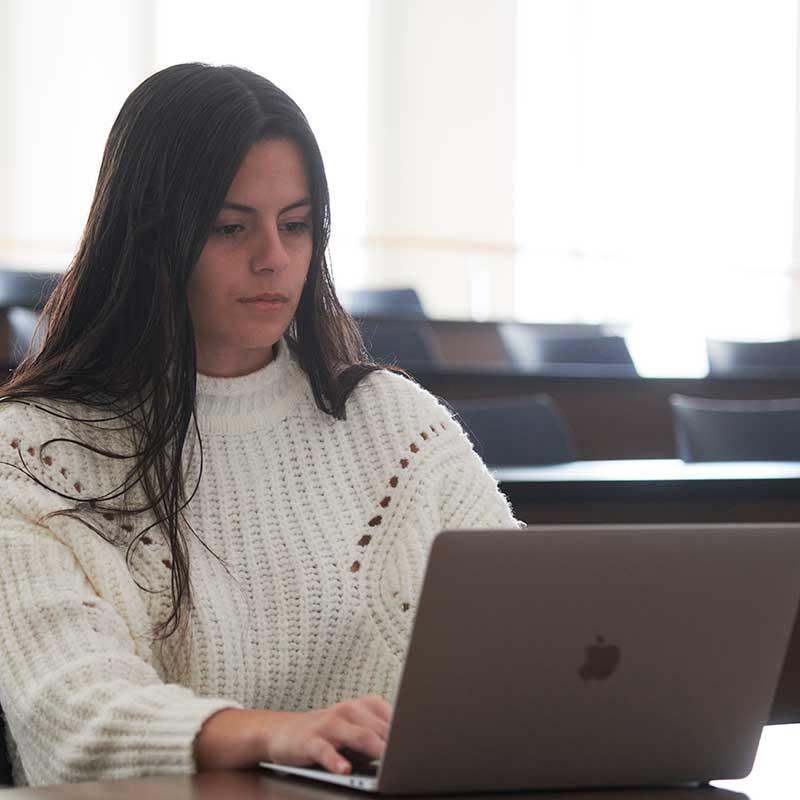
xmin=2 ymin=724 xmax=798 ymax=798
xmin=495 ymin=459 xmax=800 ymax=526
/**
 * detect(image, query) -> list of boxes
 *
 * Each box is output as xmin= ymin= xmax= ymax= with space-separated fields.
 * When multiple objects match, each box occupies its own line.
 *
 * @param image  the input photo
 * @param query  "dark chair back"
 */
xmin=7 ymin=307 xmax=43 ymax=366
xmin=0 ymin=270 xmax=60 ymax=310
xmin=342 ymin=287 xmax=427 ymax=319
xmin=499 ymin=321 xmax=609 ymax=370
xmin=706 ymin=338 xmax=800 ymax=375
xmin=670 ymin=394 xmax=800 ymax=462
xmin=499 ymin=328 xmax=634 ymax=371
xmin=0 ymin=269 xmax=60 ymax=376
xmin=357 ymin=318 xmax=441 ymax=368
xmin=452 ymin=395 xmax=577 ymax=467
xmin=0 ymin=705 xmax=12 ymax=786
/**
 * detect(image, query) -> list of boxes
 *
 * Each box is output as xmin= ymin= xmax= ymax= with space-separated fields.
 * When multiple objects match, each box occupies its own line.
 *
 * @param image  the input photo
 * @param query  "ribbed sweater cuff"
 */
xmin=15 ymin=689 xmax=244 ymax=786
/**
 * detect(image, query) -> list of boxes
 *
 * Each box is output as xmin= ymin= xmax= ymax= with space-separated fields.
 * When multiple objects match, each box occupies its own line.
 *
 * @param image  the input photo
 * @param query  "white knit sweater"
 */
xmin=0 ymin=338 xmax=520 ymax=786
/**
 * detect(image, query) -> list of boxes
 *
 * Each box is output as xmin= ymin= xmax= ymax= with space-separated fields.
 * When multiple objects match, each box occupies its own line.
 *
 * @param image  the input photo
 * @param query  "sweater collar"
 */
xmin=194 ymin=338 xmax=312 ymax=434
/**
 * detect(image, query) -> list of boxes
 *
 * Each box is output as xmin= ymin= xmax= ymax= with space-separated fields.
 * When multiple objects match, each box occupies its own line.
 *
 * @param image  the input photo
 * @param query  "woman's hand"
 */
xmin=262 ymin=695 xmax=392 ymax=774
xmin=193 ymin=695 xmax=393 ymax=775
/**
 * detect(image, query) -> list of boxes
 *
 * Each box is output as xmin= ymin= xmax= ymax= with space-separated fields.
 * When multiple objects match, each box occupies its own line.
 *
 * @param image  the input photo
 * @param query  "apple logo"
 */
xmin=578 ymin=634 xmax=621 ymax=680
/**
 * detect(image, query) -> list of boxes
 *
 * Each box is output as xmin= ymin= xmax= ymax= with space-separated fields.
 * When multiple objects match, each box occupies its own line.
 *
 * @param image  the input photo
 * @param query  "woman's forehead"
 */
xmin=224 ymin=139 xmax=310 ymax=210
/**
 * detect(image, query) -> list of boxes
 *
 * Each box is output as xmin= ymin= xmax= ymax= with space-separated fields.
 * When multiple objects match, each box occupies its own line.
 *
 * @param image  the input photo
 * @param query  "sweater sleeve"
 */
xmin=0 ymin=406 xmax=241 ymax=786
xmin=355 ymin=370 xmax=525 ymax=533
xmin=427 ymin=398 xmax=525 ymax=532
xmin=435 ymin=420 xmax=525 ymax=532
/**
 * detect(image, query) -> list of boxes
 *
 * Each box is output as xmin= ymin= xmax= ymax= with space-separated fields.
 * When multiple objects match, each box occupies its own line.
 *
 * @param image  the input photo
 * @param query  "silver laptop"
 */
xmin=260 ymin=523 xmax=800 ymax=793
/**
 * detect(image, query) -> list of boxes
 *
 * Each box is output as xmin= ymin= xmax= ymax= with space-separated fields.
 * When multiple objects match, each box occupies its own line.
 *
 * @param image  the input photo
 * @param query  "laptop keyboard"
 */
xmin=341 ymin=750 xmax=381 ymax=776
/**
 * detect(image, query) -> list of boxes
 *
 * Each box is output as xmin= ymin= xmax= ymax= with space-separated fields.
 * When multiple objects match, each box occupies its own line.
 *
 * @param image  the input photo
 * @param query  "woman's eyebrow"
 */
xmin=280 ymin=197 xmax=312 ymax=213
xmin=220 ymin=197 xmax=312 ymax=214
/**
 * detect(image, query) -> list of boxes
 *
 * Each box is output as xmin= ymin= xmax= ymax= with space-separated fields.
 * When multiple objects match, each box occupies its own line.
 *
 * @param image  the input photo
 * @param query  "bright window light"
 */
xmin=154 ymin=0 xmax=370 ymax=289
xmin=514 ymin=0 xmax=797 ymax=375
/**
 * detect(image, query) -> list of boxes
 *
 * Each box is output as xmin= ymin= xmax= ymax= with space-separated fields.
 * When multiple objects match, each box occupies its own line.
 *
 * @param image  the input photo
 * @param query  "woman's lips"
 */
xmin=239 ymin=297 xmax=288 ymax=311
xmin=239 ymin=293 xmax=289 ymax=303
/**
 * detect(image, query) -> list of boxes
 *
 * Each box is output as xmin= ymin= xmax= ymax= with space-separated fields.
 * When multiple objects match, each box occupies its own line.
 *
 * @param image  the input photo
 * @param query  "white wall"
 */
xmin=0 ymin=0 xmax=155 ymax=270
xmin=367 ymin=0 xmax=516 ymax=320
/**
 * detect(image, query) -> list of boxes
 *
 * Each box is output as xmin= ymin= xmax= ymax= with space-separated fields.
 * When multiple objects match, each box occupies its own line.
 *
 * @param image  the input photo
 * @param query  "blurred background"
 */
xmin=0 ymin=0 xmax=797 ymax=376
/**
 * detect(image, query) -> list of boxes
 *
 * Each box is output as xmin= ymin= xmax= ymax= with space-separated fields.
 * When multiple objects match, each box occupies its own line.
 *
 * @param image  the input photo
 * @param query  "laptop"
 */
xmin=260 ymin=523 xmax=800 ymax=794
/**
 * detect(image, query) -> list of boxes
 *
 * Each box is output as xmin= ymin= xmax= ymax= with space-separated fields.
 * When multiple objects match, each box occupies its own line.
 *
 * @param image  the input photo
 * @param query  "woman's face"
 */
xmin=188 ymin=138 xmax=313 ymax=377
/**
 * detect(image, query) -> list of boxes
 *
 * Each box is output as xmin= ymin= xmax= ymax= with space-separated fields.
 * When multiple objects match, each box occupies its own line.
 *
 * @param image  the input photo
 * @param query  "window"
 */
xmin=515 ymin=0 xmax=797 ymax=374
xmin=0 ymin=0 xmax=369 ymax=290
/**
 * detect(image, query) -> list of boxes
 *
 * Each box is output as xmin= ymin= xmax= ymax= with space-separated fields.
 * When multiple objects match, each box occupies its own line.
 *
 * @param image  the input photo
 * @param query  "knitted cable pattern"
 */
xmin=0 ymin=338 xmax=521 ymax=786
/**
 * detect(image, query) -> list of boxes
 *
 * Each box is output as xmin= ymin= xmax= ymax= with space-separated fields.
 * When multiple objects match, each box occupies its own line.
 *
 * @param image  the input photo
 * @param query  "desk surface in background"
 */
xmin=494 ymin=459 xmax=800 ymax=525
xmin=494 ymin=458 xmax=800 ymax=483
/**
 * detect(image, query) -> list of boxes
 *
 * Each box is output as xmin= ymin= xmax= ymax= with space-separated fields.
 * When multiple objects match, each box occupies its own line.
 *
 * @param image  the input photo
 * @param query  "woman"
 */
xmin=0 ymin=63 xmax=520 ymax=787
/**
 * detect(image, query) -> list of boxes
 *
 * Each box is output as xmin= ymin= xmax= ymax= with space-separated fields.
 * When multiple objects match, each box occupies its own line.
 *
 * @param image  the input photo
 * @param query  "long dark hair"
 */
xmin=0 ymin=63 xmax=391 ymax=639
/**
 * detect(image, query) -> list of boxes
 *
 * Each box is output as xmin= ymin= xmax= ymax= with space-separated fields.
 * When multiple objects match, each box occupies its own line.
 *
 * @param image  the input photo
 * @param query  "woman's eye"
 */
xmin=280 ymin=220 xmax=312 ymax=235
xmin=214 ymin=223 xmax=245 ymax=238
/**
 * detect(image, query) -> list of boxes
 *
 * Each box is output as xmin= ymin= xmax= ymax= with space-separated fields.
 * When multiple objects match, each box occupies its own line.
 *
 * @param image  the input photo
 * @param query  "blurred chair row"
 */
xmin=344 ymin=286 xmax=800 ymax=375
xmin=345 ymin=287 xmax=633 ymax=371
xmin=453 ymin=394 xmax=800 ymax=466
xmin=357 ymin=317 xmax=634 ymax=373
xmin=4 ymin=274 xmax=800 ymax=376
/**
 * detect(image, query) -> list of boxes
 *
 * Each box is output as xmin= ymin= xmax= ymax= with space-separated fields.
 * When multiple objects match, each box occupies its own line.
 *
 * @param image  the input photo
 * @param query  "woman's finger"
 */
xmin=308 ymin=736 xmax=352 ymax=775
xmin=326 ymin=718 xmax=386 ymax=762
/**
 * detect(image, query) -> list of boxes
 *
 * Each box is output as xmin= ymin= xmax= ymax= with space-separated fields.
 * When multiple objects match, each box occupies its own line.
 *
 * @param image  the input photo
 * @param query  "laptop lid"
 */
xmin=373 ymin=524 xmax=800 ymax=794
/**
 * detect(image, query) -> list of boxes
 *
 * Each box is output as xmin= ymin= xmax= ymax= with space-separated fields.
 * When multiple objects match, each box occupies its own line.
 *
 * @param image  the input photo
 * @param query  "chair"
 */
xmin=670 ymin=394 xmax=800 ymax=462
xmin=0 ymin=705 xmax=12 ymax=786
xmin=706 ymin=338 xmax=800 ymax=375
xmin=0 ymin=270 xmax=60 ymax=374
xmin=451 ymin=395 xmax=577 ymax=467
xmin=341 ymin=287 xmax=427 ymax=319
xmin=499 ymin=327 xmax=635 ymax=371
xmin=7 ymin=308 xmax=43 ymax=365
xmin=357 ymin=317 xmax=441 ymax=368
xmin=0 ymin=270 xmax=60 ymax=310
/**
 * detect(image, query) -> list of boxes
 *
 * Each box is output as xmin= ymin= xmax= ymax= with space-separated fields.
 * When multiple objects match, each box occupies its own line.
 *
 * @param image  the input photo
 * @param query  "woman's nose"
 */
xmin=251 ymin=225 xmax=291 ymax=273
